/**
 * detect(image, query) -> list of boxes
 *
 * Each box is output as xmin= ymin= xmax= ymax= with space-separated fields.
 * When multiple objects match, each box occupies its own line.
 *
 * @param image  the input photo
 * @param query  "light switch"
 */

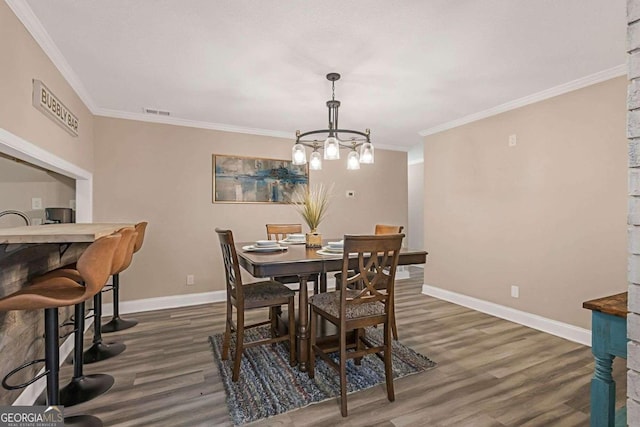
xmin=346 ymin=190 xmax=355 ymax=198
xmin=32 ymin=197 xmax=42 ymax=209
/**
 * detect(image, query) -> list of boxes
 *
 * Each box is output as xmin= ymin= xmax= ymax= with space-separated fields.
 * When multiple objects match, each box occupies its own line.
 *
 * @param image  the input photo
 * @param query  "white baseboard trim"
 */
xmin=13 ymin=317 xmax=94 ymax=406
xmin=102 ymin=270 xmax=412 ymax=317
xmin=421 ymin=284 xmax=591 ymax=346
xmin=101 ymin=290 xmax=227 ymax=317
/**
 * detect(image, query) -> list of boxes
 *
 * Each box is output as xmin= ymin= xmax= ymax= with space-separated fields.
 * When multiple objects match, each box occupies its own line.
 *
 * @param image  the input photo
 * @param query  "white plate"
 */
xmin=242 ymin=245 xmax=287 ymax=252
xmin=278 ymin=239 xmax=306 ymax=245
xmin=322 ymin=246 xmax=343 ymax=253
xmin=316 ymin=249 xmax=343 ymax=256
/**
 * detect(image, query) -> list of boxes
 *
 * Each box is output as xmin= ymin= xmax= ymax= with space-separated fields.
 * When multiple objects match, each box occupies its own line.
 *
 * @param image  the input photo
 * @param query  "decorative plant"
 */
xmin=291 ymin=183 xmax=333 ymax=232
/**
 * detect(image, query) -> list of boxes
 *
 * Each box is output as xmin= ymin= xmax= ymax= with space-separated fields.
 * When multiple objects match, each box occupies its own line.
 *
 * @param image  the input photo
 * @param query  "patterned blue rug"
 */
xmin=209 ymin=325 xmax=436 ymax=425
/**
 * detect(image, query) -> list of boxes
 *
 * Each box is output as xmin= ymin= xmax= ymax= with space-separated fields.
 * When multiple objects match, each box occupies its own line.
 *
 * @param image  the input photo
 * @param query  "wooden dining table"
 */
xmin=236 ymin=240 xmax=428 ymax=371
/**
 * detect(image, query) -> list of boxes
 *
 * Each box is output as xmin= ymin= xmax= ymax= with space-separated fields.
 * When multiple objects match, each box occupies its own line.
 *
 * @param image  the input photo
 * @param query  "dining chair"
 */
xmin=266 ymin=223 xmax=319 ymax=294
xmin=216 ymin=228 xmax=296 ymax=382
xmin=335 ymin=224 xmax=405 ymax=339
xmin=308 ymin=233 xmax=404 ymax=417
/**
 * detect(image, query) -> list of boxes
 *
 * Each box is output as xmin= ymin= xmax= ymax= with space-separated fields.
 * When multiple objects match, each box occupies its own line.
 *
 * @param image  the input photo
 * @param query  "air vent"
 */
xmin=143 ymin=107 xmax=171 ymax=116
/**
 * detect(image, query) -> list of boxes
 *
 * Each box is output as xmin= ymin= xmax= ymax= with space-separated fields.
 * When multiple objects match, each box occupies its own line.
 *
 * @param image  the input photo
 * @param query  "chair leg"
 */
xmin=384 ymin=321 xmax=395 ymax=402
xmin=232 ymin=309 xmax=244 ymax=382
xmin=391 ymin=301 xmax=399 ymax=340
xmin=355 ymin=328 xmax=363 ymax=365
xmin=288 ymin=298 xmax=296 ymax=366
xmin=221 ymin=301 xmax=232 ymax=361
xmin=308 ymin=308 xmax=316 ymax=379
xmin=270 ymin=307 xmax=278 ymax=339
xmin=339 ymin=324 xmax=348 ymax=417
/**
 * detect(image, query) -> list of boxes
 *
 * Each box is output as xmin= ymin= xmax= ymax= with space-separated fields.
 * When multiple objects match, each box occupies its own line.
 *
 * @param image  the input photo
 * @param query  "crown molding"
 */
xmin=95 ymin=108 xmax=294 ymax=139
xmin=5 ymin=0 xmax=97 ymax=112
xmin=419 ymin=64 xmax=628 ymax=137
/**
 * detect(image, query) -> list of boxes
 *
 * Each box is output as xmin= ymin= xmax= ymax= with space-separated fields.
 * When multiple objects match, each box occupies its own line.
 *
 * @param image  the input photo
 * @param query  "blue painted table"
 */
xmin=583 ymin=292 xmax=627 ymax=427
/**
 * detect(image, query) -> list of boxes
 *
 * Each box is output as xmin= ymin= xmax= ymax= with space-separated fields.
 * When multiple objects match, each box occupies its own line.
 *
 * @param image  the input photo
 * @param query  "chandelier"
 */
xmin=292 ymin=73 xmax=374 ymax=170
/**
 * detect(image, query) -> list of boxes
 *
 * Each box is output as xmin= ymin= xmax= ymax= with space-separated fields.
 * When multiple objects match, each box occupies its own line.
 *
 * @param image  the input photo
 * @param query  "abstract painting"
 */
xmin=213 ymin=154 xmax=309 ymax=203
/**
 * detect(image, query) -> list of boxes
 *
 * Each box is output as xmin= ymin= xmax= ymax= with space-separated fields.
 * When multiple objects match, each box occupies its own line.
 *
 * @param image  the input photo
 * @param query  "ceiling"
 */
xmin=14 ymin=0 xmax=627 ymax=150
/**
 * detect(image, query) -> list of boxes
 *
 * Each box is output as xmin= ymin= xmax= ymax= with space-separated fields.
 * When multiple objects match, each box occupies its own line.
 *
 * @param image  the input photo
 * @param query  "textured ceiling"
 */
xmin=18 ymin=0 xmax=627 ymax=150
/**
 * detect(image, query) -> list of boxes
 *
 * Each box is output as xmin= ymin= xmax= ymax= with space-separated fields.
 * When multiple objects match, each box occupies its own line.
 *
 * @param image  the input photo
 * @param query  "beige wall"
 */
xmin=0 ymin=1 xmax=94 ymax=171
xmin=93 ymin=117 xmax=408 ymax=301
xmin=423 ymin=77 xmax=628 ymax=329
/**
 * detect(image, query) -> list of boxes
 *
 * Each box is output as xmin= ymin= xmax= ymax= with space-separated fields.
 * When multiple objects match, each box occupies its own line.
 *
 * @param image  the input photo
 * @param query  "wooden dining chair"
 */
xmin=308 ymin=233 xmax=404 ymax=417
xmin=216 ymin=228 xmax=296 ymax=382
xmin=266 ymin=223 xmax=319 ymax=294
xmin=335 ymin=224 xmax=405 ymax=339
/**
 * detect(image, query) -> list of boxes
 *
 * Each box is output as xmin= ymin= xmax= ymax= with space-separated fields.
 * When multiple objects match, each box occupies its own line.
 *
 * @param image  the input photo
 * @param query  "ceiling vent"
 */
xmin=143 ymin=107 xmax=170 ymax=116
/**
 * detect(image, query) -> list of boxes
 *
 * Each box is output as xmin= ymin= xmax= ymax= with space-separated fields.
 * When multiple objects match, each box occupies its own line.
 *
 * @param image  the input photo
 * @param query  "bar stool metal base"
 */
xmin=101 ymin=316 xmax=138 ymax=333
xmin=59 ymin=374 xmax=114 ymax=407
xmin=64 ymin=414 xmax=103 ymax=426
xmin=83 ymin=341 xmax=126 ymax=364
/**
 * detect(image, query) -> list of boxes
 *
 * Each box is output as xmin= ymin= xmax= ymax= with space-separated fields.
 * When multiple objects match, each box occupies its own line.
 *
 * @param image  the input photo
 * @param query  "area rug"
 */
xmin=209 ymin=325 xmax=436 ymax=425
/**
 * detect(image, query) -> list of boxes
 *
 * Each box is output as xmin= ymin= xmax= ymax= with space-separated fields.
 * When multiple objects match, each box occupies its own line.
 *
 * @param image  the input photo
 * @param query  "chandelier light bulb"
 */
xmin=309 ymin=150 xmax=322 ymax=170
xmin=347 ymin=150 xmax=360 ymax=170
xmin=324 ymin=136 xmax=340 ymax=160
xmin=292 ymin=143 xmax=307 ymax=165
xmin=359 ymin=142 xmax=375 ymax=164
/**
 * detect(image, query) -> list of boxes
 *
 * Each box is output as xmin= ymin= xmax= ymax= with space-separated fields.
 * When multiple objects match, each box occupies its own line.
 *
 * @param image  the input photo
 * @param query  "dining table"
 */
xmin=235 ymin=240 xmax=428 ymax=371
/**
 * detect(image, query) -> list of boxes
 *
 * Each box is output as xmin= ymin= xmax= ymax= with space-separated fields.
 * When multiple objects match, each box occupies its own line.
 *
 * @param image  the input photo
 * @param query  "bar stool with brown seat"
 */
xmin=216 ymin=228 xmax=296 ymax=382
xmin=334 ymin=224 xmax=404 ymax=339
xmin=308 ymin=233 xmax=404 ymax=417
xmin=0 ymin=234 xmax=121 ymax=426
xmin=102 ymin=221 xmax=148 ymax=333
xmin=84 ymin=227 xmax=137 ymax=363
xmin=266 ymin=223 xmax=319 ymax=293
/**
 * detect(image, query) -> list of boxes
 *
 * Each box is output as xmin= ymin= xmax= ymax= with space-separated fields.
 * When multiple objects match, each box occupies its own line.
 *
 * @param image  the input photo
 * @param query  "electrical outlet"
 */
xmin=31 ymin=218 xmax=42 ymax=225
xmin=511 ymin=285 xmax=519 ymax=298
xmin=186 ymin=274 xmax=195 ymax=286
xmin=31 ymin=197 xmax=42 ymax=210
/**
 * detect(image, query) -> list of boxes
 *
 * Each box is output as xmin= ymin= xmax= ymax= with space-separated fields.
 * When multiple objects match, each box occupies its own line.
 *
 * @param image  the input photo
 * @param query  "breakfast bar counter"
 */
xmin=0 ymin=223 xmax=135 ymax=244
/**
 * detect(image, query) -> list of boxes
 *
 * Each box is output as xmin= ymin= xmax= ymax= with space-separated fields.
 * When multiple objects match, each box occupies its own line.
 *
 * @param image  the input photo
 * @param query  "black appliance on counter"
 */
xmin=45 ymin=207 xmax=75 ymax=224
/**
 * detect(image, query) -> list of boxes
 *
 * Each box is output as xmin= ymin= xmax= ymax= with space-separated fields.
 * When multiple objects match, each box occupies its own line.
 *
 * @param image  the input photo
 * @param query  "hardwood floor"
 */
xmin=64 ymin=268 xmax=626 ymax=426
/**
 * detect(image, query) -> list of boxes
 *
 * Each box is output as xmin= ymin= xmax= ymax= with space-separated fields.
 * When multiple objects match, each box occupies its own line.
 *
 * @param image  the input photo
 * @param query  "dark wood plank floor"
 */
xmin=64 ymin=268 xmax=626 ymax=426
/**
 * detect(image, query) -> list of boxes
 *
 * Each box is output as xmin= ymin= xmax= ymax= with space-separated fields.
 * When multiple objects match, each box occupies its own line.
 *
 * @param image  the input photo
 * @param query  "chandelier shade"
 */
xmin=292 ymin=73 xmax=374 ymax=170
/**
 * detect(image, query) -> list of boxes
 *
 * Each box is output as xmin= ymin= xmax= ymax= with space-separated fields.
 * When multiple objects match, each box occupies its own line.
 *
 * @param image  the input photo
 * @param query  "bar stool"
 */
xmin=0 ymin=234 xmax=121 ymax=426
xmin=84 ymin=227 xmax=137 ymax=363
xmin=102 ymin=221 xmax=147 ymax=333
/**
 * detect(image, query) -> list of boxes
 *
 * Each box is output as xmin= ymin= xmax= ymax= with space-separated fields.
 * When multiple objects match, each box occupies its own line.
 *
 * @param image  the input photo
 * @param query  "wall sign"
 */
xmin=32 ymin=79 xmax=79 ymax=137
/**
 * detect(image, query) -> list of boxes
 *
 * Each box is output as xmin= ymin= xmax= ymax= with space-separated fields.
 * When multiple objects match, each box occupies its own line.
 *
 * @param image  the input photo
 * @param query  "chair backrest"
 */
xmin=266 ymin=224 xmax=302 ymax=241
xmin=340 ymin=234 xmax=404 ymax=316
xmin=375 ymin=224 xmax=404 ymax=235
xmin=111 ymin=227 xmax=138 ymax=275
xmin=215 ymin=228 xmax=244 ymax=304
xmin=133 ymin=221 xmax=148 ymax=253
xmin=76 ymin=233 xmax=122 ymax=298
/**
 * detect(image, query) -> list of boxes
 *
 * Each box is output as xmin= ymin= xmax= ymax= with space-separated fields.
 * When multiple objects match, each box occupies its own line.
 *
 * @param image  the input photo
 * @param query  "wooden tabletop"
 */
xmin=236 ymin=241 xmax=428 ymax=278
xmin=582 ymin=292 xmax=628 ymax=318
xmin=0 ymin=223 xmax=135 ymax=244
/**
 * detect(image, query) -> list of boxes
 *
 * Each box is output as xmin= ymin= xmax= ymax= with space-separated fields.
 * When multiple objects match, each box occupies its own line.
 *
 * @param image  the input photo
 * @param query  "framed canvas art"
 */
xmin=213 ymin=154 xmax=309 ymax=203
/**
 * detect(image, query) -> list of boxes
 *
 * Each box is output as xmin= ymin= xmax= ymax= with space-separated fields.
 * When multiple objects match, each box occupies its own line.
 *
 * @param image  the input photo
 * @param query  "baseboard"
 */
xmin=102 ymin=270 xmax=412 ymax=316
xmin=101 ymin=290 xmax=227 ymax=316
xmin=421 ymin=284 xmax=591 ymax=346
xmin=12 ymin=317 xmax=94 ymax=406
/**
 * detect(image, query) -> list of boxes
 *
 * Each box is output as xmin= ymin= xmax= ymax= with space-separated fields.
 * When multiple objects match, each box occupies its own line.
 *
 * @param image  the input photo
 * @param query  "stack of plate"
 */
xmin=323 ymin=240 xmax=344 ymax=253
xmin=243 ymin=240 xmax=287 ymax=252
xmin=280 ymin=233 xmax=306 ymax=244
